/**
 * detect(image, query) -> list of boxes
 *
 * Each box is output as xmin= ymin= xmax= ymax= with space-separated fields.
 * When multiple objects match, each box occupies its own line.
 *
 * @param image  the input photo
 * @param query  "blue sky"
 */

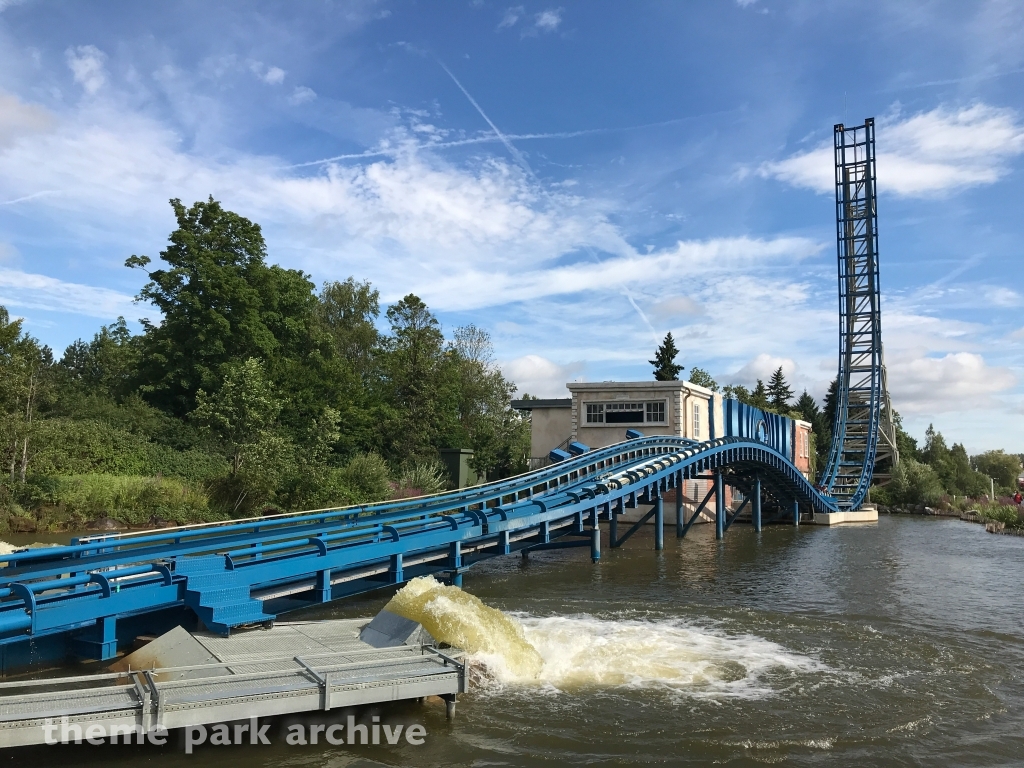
xmin=1 ymin=0 xmax=1023 ymax=452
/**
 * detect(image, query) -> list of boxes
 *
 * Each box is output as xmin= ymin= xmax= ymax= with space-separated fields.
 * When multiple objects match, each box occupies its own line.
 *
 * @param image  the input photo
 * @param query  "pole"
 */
xmin=753 ymin=477 xmax=762 ymax=533
xmin=715 ymin=472 xmax=724 ymax=540
xmin=792 ymin=498 xmax=800 ymax=527
xmin=654 ymin=486 xmax=664 ymax=551
xmin=675 ymin=472 xmax=684 ymax=538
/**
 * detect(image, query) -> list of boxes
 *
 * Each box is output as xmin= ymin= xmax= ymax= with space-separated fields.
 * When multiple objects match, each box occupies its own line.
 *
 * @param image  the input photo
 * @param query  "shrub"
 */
xmin=4 ymin=474 xmax=224 ymax=531
xmin=336 ymin=453 xmax=392 ymax=504
xmin=888 ymin=458 xmax=944 ymax=506
xmin=393 ymin=460 xmax=447 ymax=498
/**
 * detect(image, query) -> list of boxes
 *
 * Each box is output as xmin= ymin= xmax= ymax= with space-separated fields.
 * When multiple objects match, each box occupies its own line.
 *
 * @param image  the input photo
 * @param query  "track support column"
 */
xmin=448 ymin=542 xmax=462 ymax=587
xmin=654 ymin=486 xmax=664 ymax=550
xmin=752 ymin=477 xmax=762 ymax=533
xmin=675 ymin=471 xmax=684 ymax=538
xmin=610 ymin=497 xmax=622 ymax=547
xmin=715 ymin=472 xmax=725 ymax=540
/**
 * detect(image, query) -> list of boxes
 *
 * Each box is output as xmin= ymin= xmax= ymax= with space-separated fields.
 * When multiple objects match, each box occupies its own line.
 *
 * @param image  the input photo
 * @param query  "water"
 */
xmin=8 ymin=515 xmax=1024 ymax=766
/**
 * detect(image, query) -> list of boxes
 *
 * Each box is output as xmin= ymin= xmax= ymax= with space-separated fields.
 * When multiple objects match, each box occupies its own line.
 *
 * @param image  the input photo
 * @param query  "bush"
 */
xmin=336 ymin=453 xmax=392 ymax=504
xmin=393 ymin=460 xmax=447 ymax=498
xmin=888 ymin=458 xmax=944 ymax=506
xmin=2 ymin=474 xmax=224 ymax=531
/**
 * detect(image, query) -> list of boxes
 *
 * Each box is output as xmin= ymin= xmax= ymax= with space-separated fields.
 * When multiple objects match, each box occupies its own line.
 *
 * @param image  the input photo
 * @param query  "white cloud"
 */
xmin=0 ymin=91 xmax=53 ymax=148
xmin=650 ymin=295 xmax=704 ymax=321
xmin=248 ymin=61 xmax=286 ymax=85
xmin=263 ymin=66 xmax=286 ymax=85
xmin=761 ymin=104 xmax=1024 ymax=197
xmin=1010 ymin=327 xmax=1024 ymax=341
xmin=65 ymin=45 xmax=108 ymax=95
xmin=0 ymin=267 xmax=137 ymax=318
xmin=735 ymin=0 xmax=758 ymax=6
xmin=535 ymin=8 xmax=562 ymax=31
xmin=728 ymin=353 xmax=799 ymax=387
xmin=498 ymin=6 xmax=523 ymax=28
xmin=886 ymin=352 xmax=1016 ymax=413
xmin=288 ymin=86 xmax=317 ymax=105
xmin=501 ymin=354 xmax=582 ymax=397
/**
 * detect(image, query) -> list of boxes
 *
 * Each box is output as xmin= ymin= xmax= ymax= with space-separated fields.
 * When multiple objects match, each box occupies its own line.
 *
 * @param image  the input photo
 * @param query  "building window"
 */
xmin=646 ymin=401 xmax=665 ymax=423
xmin=584 ymin=400 xmax=667 ymax=425
xmin=803 ymin=431 xmax=810 ymax=458
xmin=693 ymin=403 xmax=701 ymax=438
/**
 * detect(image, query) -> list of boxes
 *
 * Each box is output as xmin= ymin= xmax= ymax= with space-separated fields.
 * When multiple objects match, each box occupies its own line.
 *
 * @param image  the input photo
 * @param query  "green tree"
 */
xmin=128 ymin=196 xmax=318 ymax=416
xmin=191 ymin=357 xmax=289 ymax=513
xmin=888 ymin=457 xmax=944 ymax=505
xmin=688 ymin=367 xmax=719 ymax=391
xmin=382 ymin=294 xmax=447 ymax=458
xmin=972 ymin=449 xmax=1022 ymax=493
xmin=316 ymin=278 xmax=380 ymax=378
xmin=722 ymin=384 xmax=751 ymax=403
xmin=649 ymin=332 xmax=682 ymax=381
xmin=59 ymin=317 xmax=139 ymax=401
xmin=767 ymin=366 xmax=794 ymax=412
xmin=750 ymin=379 xmax=770 ymax=410
xmin=0 ymin=307 xmax=53 ymax=481
xmin=948 ymin=443 xmax=990 ymax=497
xmin=447 ymin=325 xmax=528 ymax=479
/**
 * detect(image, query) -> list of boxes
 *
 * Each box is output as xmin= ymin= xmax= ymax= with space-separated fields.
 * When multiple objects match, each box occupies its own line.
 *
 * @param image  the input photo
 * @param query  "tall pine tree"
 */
xmin=767 ymin=366 xmax=794 ymax=412
xmin=649 ymin=333 xmax=683 ymax=381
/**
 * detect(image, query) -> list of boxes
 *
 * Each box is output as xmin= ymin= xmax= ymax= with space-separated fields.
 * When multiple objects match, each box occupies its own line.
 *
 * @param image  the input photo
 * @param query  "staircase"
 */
xmin=175 ymin=555 xmax=274 ymax=635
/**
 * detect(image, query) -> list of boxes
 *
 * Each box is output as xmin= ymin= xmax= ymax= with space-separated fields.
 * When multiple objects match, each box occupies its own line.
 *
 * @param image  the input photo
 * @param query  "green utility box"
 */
xmin=440 ymin=448 xmax=479 ymax=489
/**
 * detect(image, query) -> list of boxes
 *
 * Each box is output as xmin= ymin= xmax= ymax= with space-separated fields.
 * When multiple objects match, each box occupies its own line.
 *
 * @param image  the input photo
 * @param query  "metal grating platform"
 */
xmin=0 ymin=618 xmax=467 ymax=749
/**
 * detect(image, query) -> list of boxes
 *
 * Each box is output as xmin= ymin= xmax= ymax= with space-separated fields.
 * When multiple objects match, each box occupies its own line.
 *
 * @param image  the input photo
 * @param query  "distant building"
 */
xmin=512 ymin=380 xmax=814 ymax=517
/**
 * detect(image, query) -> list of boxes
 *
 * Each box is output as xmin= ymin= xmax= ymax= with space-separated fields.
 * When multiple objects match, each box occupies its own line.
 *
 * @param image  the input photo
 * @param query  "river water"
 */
xmin=8 ymin=515 xmax=1024 ymax=767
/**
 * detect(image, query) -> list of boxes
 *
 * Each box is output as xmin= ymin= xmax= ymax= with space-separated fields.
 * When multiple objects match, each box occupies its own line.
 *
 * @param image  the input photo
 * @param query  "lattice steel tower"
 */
xmin=822 ymin=118 xmax=899 ymax=510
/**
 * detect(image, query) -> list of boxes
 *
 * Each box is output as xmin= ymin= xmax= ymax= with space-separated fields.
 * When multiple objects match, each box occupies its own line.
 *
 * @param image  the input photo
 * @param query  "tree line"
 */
xmin=0 ymin=197 xmax=529 ymax=531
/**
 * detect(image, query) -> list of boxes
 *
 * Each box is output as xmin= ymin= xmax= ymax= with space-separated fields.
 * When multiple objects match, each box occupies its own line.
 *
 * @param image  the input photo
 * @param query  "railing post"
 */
xmin=753 ymin=477 xmax=762 ymax=533
xmin=715 ymin=471 xmax=725 ymax=540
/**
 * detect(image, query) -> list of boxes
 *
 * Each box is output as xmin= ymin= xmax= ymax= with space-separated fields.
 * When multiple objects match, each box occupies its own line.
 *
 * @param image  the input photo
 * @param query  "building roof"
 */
xmin=510 ymin=398 xmax=572 ymax=410
xmin=567 ymin=380 xmax=714 ymax=396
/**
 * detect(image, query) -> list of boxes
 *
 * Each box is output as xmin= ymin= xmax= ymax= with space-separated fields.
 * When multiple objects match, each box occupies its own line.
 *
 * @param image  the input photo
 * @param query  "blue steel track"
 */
xmin=0 ymin=433 xmax=836 ymax=663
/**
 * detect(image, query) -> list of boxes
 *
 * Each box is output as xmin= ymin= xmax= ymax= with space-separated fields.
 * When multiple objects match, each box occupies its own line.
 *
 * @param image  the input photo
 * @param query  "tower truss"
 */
xmin=822 ymin=118 xmax=899 ymax=510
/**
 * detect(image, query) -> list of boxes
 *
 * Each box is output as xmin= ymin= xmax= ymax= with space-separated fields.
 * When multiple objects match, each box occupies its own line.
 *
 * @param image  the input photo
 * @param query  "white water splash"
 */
xmin=385 ymin=577 xmax=824 ymax=699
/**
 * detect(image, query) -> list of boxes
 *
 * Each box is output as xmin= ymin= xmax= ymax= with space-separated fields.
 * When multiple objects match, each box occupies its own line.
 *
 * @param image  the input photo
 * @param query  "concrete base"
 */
xmin=812 ymin=507 xmax=879 ymax=525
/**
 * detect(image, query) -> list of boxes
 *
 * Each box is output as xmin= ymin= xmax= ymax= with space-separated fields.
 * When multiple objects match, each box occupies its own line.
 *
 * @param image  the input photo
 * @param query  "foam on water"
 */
xmin=385 ymin=577 xmax=823 ymax=698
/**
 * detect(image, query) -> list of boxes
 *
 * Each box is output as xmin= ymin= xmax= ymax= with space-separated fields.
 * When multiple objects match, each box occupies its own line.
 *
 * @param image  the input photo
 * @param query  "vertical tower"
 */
xmin=822 ymin=118 xmax=899 ymax=510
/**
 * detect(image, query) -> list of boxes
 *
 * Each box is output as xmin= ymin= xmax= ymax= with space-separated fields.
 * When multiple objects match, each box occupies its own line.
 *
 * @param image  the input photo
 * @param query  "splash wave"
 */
xmin=385 ymin=577 xmax=823 ymax=698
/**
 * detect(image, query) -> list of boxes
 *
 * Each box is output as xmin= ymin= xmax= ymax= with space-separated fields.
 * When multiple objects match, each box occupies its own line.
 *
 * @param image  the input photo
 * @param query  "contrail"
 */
xmin=438 ymin=61 xmax=535 ymax=178
xmin=438 ymin=60 xmax=660 ymax=345
xmin=288 ymin=113 xmax=735 ymax=169
xmin=1 ymin=191 xmax=58 ymax=205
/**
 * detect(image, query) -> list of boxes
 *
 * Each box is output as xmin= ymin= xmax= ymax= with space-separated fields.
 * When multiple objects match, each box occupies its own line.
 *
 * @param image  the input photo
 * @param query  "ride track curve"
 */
xmin=0 ymin=118 xmax=893 ymax=666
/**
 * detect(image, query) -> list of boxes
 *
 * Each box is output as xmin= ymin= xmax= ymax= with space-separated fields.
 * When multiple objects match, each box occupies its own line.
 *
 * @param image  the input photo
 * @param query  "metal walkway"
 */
xmin=0 ymin=619 xmax=466 ymax=748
